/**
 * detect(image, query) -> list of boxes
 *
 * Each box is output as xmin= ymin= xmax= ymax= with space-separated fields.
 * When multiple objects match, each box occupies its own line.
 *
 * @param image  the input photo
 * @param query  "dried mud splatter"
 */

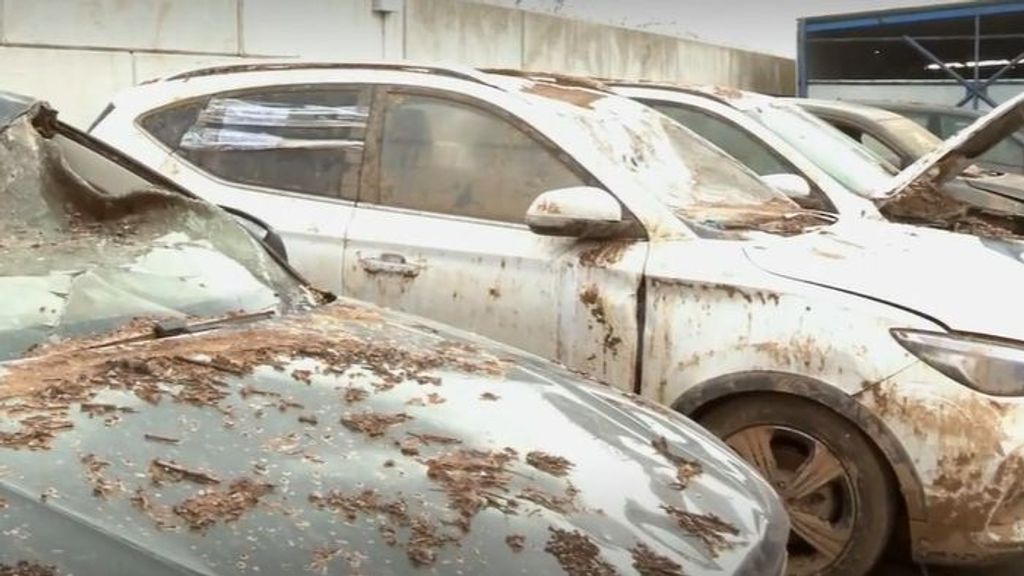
xmin=544 ymin=526 xmax=618 ymax=576
xmin=652 ymin=437 xmax=703 ymax=489
xmin=173 ymin=478 xmax=273 ymax=531
xmin=661 ymin=505 xmax=738 ymax=557
xmin=631 ymin=542 xmax=685 ymax=576
xmin=526 ymin=451 xmax=574 ymax=477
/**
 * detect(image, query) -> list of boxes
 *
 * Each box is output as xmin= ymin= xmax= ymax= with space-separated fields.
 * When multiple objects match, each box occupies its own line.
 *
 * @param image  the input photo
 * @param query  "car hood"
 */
xmin=883 ymin=91 xmax=1024 ymax=200
xmin=0 ymin=301 xmax=785 ymax=575
xmin=744 ymin=220 xmax=1024 ymax=341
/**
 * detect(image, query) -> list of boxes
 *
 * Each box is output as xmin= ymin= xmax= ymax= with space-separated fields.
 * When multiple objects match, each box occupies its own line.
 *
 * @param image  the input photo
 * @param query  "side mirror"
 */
xmin=762 ymin=173 xmax=811 ymax=199
xmin=526 ymin=187 xmax=623 ymax=238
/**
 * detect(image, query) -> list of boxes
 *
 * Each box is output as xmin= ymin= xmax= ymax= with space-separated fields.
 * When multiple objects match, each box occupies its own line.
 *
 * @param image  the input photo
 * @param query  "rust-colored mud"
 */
xmin=544 ymin=527 xmax=618 ymax=576
xmin=523 ymin=83 xmax=604 ymax=109
xmin=173 ymin=478 xmax=273 ymax=531
xmin=631 ymin=542 xmax=685 ymax=576
xmin=506 ymin=534 xmax=526 ymax=552
xmin=0 ymin=562 xmax=58 ymax=576
xmin=526 ymin=451 xmax=574 ymax=477
xmin=424 ymin=449 xmax=517 ymax=532
xmin=661 ymin=505 xmax=738 ymax=558
xmin=341 ymin=412 xmax=412 ymax=438
xmin=579 ymin=240 xmax=633 ymax=267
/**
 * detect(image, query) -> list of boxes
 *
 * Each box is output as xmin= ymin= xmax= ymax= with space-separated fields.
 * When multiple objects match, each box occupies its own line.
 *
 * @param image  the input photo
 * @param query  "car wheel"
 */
xmin=698 ymin=393 xmax=895 ymax=576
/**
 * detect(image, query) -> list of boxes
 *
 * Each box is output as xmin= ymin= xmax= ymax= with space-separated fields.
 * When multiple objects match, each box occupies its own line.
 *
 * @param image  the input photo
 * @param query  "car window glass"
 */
xmin=860 ymin=132 xmax=904 ymax=167
xmin=139 ymin=87 xmax=369 ymax=199
xmin=654 ymin=104 xmax=792 ymax=176
xmin=377 ymin=93 xmax=585 ymax=222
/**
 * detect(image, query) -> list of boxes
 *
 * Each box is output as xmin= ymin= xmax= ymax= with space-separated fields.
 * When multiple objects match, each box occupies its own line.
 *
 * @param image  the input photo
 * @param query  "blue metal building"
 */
xmin=798 ymin=1 xmax=1024 ymax=109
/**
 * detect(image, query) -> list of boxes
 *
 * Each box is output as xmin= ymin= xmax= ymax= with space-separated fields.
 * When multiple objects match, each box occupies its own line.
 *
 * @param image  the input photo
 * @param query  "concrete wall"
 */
xmin=404 ymin=0 xmax=794 ymax=93
xmin=0 ymin=0 xmax=793 ymax=128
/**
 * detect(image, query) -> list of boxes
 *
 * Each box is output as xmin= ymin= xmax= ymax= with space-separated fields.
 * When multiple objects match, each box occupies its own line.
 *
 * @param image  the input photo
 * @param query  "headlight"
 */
xmin=891 ymin=329 xmax=1024 ymax=396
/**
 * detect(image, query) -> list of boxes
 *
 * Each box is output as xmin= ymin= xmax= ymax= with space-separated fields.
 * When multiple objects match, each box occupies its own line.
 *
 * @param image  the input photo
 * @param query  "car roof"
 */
xmin=859 ymin=100 xmax=985 ymax=118
xmin=787 ymin=98 xmax=909 ymax=124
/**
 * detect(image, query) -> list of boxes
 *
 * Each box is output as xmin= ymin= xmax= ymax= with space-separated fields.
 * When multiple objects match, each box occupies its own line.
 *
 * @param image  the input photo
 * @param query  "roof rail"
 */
xmin=481 ymin=68 xmax=611 ymax=92
xmin=604 ymin=79 xmax=748 ymax=104
xmin=158 ymin=61 xmax=497 ymax=86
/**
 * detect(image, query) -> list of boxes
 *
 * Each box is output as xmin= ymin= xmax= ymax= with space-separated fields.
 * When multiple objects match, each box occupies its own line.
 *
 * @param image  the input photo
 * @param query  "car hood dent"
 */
xmin=882 ymin=92 xmax=1024 ymax=200
xmin=744 ymin=221 xmax=1024 ymax=341
xmin=0 ymin=301 xmax=783 ymax=575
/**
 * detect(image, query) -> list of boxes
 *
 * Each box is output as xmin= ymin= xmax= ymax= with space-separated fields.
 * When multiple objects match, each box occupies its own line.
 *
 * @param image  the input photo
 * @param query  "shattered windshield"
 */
xmin=0 ymin=103 xmax=310 ymax=361
xmin=746 ymin=102 xmax=897 ymax=197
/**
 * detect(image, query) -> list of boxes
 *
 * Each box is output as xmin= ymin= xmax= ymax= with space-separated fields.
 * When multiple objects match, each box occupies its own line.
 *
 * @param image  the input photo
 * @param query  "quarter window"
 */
xmin=377 ymin=93 xmax=585 ymax=222
xmin=139 ymin=87 xmax=370 ymax=199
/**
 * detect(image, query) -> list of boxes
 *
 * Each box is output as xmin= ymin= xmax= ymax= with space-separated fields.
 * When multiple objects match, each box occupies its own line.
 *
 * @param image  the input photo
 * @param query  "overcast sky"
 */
xmin=476 ymin=0 xmax=966 ymax=58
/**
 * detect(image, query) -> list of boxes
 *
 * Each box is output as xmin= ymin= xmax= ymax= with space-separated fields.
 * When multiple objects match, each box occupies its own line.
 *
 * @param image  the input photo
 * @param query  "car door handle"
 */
xmin=358 ymin=253 xmax=423 ymax=278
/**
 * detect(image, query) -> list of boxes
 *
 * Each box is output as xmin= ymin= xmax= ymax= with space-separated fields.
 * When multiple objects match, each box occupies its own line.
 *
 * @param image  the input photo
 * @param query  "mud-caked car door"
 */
xmin=342 ymin=85 xmax=647 ymax=389
xmin=130 ymin=85 xmax=373 ymax=294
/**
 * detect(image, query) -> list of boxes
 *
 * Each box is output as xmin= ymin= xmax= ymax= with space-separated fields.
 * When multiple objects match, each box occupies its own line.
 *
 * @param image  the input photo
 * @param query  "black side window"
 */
xmin=376 ymin=93 xmax=586 ymax=223
xmin=138 ymin=86 xmax=370 ymax=199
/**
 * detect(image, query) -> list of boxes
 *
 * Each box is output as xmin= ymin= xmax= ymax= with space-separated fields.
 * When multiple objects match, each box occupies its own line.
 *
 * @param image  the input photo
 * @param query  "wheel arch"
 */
xmin=672 ymin=370 xmax=926 ymax=524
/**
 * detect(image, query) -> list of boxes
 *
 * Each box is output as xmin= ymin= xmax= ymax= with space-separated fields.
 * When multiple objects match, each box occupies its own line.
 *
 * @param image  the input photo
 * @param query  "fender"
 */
xmin=672 ymin=370 xmax=926 ymax=523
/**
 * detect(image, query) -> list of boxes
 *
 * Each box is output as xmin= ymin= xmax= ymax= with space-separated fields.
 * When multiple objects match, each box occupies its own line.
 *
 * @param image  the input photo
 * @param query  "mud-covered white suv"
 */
xmin=94 ymin=62 xmax=1024 ymax=575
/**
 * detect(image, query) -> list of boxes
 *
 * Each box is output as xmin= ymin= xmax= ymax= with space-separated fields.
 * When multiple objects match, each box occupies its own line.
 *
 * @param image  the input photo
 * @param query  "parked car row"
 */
xmin=4 ymin=60 xmax=1024 ymax=576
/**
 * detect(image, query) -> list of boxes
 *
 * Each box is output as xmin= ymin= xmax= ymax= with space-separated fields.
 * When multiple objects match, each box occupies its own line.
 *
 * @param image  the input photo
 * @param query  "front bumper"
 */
xmin=862 ymin=361 xmax=1024 ymax=564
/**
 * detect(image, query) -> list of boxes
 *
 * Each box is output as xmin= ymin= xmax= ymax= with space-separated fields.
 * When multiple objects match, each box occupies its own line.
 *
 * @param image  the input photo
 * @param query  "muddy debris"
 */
xmin=149 ymin=459 xmax=222 ymax=486
xmin=291 ymin=369 xmax=313 ymax=384
xmin=0 ymin=562 xmax=59 ymax=576
xmin=661 ymin=505 xmax=739 ymax=557
xmin=341 ymin=411 xmax=412 ymax=438
xmin=480 ymin=392 xmax=500 ymax=401
xmin=143 ymin=433 xmax=180 ymax=445
xmin=526 ymin=451 xmax=574 ymax=477
xmin=173 ymin=478 xmax=273 ymax=531
xmin=631 ymin=542 xmax=685 ymax=576
xmin=544 ymin=526 xmax=618 ymax=576
xmin=651 ymin=437 xmax=703 ymax=489
xmin=424 ymin=448 xmax=518 ymax=532
xmin=506 ymin=533 xmax=526 ymax=552
xmin=398 ymin=437 xmax=421 ymax=456
xmin=130 ymin=488 xmax=179 ymax=531
xmin=309 ymin=488 xmax=457 ymax=567
xmin=81 ymin=453 xmax=122 ymax=499
xmin=298 ymin=413 xmax=319 ymax=425
xmin=309 ymin=488 xmax=390 ymax=522
xmin=0 ymin=306 xmax=510 ymax=452
xmin=518 ymin=485 xmax=580 ymax=514
xmin=343 ymin=386 xmax=369 ymax=404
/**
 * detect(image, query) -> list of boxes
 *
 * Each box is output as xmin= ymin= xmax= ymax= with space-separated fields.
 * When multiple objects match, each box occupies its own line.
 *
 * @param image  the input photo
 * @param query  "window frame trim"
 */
xmin=134 ymin=82 xmax=375 ymax=202
xmin=359 ymin=84 xmax=623 ymax=226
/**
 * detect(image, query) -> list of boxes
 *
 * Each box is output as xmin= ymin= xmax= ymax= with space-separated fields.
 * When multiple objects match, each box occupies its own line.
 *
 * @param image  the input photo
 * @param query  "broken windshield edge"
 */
xmin=0 ymin=110 xmax=312 ymax=361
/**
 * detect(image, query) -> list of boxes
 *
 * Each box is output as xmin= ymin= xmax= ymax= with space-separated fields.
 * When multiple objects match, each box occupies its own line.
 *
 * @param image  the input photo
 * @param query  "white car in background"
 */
xmin=614 ymin=83 xmax=1024 ymax=239
xmin=94 ymin=62 xmax=1024 ymax=576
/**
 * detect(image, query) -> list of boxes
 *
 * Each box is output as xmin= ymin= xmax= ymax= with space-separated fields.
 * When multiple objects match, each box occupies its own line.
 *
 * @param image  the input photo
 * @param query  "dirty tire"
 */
xmin=698 ymin=393 xmax=894 ymax=576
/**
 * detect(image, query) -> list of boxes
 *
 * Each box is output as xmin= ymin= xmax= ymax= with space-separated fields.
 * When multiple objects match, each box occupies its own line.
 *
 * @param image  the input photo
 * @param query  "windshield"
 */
xmin=0 ymin=105 xmax=310 ymax=360
xmin=745 ymin=102 xmax=896 ymax=197
xmin=562 ymin=91 xmax=800 ymax=225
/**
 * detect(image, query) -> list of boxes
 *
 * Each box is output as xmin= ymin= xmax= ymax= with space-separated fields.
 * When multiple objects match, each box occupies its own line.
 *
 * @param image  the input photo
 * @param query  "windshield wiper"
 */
xmin=87 ymin=309 xmax=276 ymax=351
